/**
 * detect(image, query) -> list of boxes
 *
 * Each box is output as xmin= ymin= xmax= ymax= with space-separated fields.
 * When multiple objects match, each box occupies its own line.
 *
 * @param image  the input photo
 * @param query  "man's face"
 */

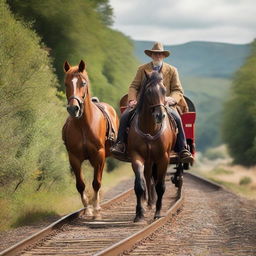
xmin=151 ymin=52 xmax=165 ymax=63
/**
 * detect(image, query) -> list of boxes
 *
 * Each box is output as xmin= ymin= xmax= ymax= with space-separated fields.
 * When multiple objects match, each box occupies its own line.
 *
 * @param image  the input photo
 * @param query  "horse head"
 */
xmin=63 ymin=60 xmax=89 ymax=118
xmin=138 ymin=70 xmax=167 ymax=124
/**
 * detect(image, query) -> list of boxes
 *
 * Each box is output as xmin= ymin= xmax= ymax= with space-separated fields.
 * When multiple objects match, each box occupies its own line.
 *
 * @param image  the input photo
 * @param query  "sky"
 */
xmin=109 ymin=0 xmax=256 ymax=45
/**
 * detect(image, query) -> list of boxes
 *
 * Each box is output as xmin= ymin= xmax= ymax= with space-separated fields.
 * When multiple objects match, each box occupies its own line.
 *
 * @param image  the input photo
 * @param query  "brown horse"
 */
xmin=128 ymin=71 xmax=177 ymax=222
xmin=62 ymin=60 xmax=119 ymax=219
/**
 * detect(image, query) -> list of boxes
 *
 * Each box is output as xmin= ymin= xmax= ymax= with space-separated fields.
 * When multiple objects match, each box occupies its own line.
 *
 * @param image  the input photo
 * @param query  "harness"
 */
xmin=134 ymin=114 xmax=167 ymax=141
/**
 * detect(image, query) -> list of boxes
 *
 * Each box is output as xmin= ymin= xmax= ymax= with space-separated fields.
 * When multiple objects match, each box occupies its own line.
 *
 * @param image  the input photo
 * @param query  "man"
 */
xmin=111 ymin=42 xmax=193 ymax=163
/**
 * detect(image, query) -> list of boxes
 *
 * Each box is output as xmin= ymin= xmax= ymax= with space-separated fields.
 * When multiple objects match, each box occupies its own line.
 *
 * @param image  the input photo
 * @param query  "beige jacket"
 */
xmin=128 ymin=62 xmax=188 ymax=113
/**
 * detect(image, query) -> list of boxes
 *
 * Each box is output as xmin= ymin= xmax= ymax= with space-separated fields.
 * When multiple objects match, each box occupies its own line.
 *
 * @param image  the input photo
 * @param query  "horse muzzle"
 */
xmin=67 ymin=96 xmax=84 ymax=118
xmin=67 ymin=104 xmax=83 ymax=118
xmin=153 ymin=112 xmax=166 ymax=124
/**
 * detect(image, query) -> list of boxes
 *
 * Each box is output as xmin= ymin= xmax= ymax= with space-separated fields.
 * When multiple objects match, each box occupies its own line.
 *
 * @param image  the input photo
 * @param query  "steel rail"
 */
xmin=0 ymin=188 xmax=133 ymax=256
xmin=95 ymin=193 xmax=184 ymax=256
xmin=94 ymin=172 xmax=225 ymax=256
xmin=0 ymin=172 xmax=225 ymax=256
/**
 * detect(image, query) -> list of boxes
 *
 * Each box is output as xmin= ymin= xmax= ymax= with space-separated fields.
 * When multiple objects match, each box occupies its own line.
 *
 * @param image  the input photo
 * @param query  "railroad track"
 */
xmin=1 ymin=172 xmax=255 ymax=256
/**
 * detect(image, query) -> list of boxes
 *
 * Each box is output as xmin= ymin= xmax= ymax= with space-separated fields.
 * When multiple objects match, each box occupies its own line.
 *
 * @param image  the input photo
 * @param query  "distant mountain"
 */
xmin=133 ymin=40 xmax=251 ymax=78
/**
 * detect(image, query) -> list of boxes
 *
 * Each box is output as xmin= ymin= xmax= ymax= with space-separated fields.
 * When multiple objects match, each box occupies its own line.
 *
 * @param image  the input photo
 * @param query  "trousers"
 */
xmin=116 ymin=106 xmax=187 ymax=152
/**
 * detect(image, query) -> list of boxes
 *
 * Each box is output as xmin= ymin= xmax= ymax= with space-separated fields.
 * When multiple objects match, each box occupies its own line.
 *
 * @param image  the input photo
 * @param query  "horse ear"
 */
xmin=78 ymin=60 xmax=86 ymax=72
xmin=64 ymin=61 xmax=71 ymax=72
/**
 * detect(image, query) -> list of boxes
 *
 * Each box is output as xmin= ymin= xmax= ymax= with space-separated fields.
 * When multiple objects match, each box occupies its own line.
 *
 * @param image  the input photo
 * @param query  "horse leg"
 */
xmin=68 ymin=153 xmax=92 ymax=216
xmin=154 ymin=158 xmax=168 ymax=219
xmin=132 ymin=158 xmax=146 ymax=222
xmin=90 ymin=148 xmax=105 ymax=220
xmin=144 ymin=163 xmax=155 ymax=209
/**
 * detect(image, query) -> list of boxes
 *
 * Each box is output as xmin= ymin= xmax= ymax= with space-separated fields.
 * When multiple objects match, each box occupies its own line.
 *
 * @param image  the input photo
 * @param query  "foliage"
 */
xmin=222 ymin=40 xmax=256 ymax=166
xmin=182 ymin=76 xmax=231 ymax=151
xmin=7 ymin=0 xmax=138 ymax=105
xmin=204 ymin=145 xmax=230 ymax=160
xmin=239 ymin=176 xmax=252 ymax=186
xmin=0 ymin=0 xmax=69 ymax=203
xmin=209 ymin=168 xmax=233 ymax=175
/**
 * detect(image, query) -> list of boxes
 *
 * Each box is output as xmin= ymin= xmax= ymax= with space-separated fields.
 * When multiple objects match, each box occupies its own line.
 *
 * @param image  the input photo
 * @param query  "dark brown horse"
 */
xmin=62 ymin=60 xmax=119 ymax=219
xmin=128 ymin=71 xmax=177 ymax=222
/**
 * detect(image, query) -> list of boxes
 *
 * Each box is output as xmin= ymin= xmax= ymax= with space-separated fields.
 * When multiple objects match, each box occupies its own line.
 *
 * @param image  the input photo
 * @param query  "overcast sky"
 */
xmin=109 ymin=0 xmax=255 ymax=45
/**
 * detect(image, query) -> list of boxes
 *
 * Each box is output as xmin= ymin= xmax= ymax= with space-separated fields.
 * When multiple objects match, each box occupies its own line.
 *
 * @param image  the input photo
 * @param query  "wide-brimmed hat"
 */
xmin=144 ymin=42 xmax=170 ymax=58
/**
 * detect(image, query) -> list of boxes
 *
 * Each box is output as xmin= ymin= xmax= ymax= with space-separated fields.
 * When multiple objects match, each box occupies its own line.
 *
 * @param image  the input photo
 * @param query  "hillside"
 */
xmin=134 ymin=40 xmax=251 ymax=78
xmin=182 ymin=77 xmax=231 ymax=150
xmin=7 ymin=0 xmax=139 ymax=105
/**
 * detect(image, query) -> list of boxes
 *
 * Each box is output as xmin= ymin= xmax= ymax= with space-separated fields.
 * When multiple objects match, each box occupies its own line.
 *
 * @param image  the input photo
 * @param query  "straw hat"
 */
xmin=144 ymin=42 xmax=170 ymax=58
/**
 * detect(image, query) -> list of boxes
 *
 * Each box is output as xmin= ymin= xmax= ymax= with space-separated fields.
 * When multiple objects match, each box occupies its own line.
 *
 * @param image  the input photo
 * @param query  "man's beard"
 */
xmin=152 ymin=60 xmax=163 ymax=67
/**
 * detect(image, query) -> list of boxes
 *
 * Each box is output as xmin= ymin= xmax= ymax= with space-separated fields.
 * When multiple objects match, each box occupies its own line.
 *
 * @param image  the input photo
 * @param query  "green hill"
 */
xmin=7 ymin=0 xmax=139 ymax=105
xmin=182 ymin=77 xmax=231 ymax=150
xmin=134 ymin=40 xmax=251 ymax=78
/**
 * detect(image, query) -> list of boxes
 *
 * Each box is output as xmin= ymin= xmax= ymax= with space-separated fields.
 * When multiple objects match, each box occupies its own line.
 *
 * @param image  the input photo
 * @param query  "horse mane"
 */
xmin=136 ymin=71 xmax=163 ymax=113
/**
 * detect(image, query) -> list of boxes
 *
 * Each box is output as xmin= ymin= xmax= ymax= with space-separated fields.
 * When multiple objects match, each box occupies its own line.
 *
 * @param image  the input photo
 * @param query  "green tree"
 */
xmin=0 ymin=0 xmax=68 ymax=191
xmin=222 ymin=40 xmax=256 ymax=166
xmin=7 ymin=0 xmax=138 ymax=105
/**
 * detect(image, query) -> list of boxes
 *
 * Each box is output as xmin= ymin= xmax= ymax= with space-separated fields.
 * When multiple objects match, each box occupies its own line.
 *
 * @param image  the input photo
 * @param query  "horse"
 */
xmin=127 ymin=70 xmax=177 ymax=222
xmin=62 ymin=60 xmax=119 ymax=219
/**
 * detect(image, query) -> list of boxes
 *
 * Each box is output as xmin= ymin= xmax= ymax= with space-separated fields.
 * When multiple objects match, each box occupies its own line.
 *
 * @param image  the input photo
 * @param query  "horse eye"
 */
xmin=81 ymin=81 xmax=87 ymax=86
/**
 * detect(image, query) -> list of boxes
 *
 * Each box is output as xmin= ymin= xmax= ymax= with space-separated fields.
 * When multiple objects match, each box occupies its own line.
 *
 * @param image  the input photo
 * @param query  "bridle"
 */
xmin=135 ymin=75 xmax=168 ymax=140
xmin=67 ymin=72 xmax=88 ymax=118
xmin=148 ymin=103 xmax=167 ymax=110
xmin=144 ymin=82 xmax=167 ymax=111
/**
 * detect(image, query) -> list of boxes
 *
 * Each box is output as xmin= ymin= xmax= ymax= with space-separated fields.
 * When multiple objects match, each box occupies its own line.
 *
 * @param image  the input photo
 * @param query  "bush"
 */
xmin=204 ymin=145 xmax=229 ymax=160
xmin=239 ymin=176 xmax=252 ymax=186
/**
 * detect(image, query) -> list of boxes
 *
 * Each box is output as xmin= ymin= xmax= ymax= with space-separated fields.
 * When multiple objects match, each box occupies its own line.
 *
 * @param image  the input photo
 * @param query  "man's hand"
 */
xmin=128 ymin=100 xmax=137 ymax=108
xmin=165 ymin=96 xmax=177 ymax=106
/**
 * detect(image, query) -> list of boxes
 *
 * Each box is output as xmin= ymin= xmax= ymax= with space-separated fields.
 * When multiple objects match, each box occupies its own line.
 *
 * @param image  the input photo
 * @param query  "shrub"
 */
xmin=239 ymin=176 xmax=252 ymax=186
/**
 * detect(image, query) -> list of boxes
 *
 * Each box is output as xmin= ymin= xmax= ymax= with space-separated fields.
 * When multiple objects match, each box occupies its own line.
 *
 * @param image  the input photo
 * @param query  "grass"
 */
xmin=208 ymin=177 xmax=256 ymax=199
xmin=193 ymin=168 xmax=256 ymax=199
xmin=209 ymin=168 xmax=234 ymax=175
xmin=11 ymin=210 xmax=59 ymax=228
xmin=0 ymin=162 xmax=133 ymax=231
xmin=239 ymin=176 xmax=252 ymax=186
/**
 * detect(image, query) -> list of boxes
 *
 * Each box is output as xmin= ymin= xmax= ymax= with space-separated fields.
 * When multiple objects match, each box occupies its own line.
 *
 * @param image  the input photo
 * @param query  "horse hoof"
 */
xmin=154 ymin=215 xmax=161 ymax=220
xmin=154 ymin=211 xmax=161 ymax=220
xmin=133 ymin=215 xmax=144 ymax=223
xmin=93 ymin=214 xmax=102 ymax=220
xmin=84 ymin=206 xmax=93 ymax=217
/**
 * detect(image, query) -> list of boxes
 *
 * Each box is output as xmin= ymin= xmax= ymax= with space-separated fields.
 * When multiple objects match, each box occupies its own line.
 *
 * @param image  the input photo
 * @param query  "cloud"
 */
xmin=109 ymin=0 xmax=256 ymax=44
